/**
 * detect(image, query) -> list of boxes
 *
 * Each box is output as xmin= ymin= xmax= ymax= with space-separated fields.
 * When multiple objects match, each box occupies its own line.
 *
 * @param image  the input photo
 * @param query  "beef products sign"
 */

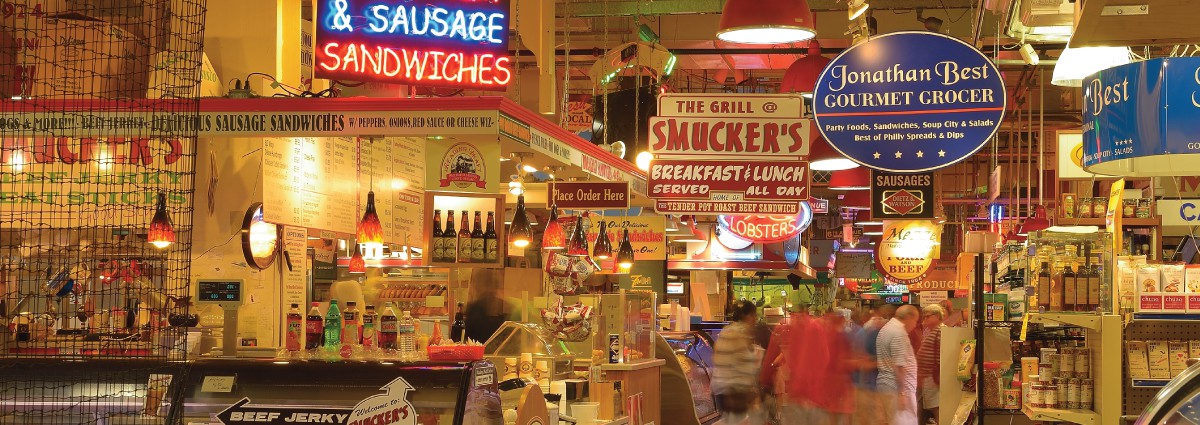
xmin=647 ymin=94 xmax=814 ymax=215
xmin=871 ymin=171 xmax=935 ymax=219
xmin=812 ymin=32 xmax=1006 ymax=173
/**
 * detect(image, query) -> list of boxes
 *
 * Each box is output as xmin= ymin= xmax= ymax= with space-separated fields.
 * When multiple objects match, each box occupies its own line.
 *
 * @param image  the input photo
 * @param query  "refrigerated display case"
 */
xmin=1134 ymin=362 xmax=1200 ymax=425
xmin=660 ymin=331 xmax=719 ymax=424
xmin=176 ymin=359 xmax=502 ymax=425
xmin=0 ymin=358 xmax=188 ymax=424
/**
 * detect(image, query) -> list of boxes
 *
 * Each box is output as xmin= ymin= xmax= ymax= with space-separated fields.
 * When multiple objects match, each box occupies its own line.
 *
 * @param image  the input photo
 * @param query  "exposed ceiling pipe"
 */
xmin=507 ymin=43 xmax=1060 ymax=57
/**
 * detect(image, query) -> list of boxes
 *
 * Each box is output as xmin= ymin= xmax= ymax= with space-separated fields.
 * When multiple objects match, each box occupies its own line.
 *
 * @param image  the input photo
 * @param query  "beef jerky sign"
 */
xmin=217 ymin=377 xmax=416 ymax=425
xmin=871 ymin=171 xmax=934 ymax=220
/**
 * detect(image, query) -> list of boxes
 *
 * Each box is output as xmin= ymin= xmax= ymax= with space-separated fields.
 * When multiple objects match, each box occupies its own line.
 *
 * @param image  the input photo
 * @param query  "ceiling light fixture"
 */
xmin=508 ymin=175 xmax=525 ymax=196
xmin=508 ymin=194 xmax=533 ymax=248
xmin=635 ymin=151 xmax=654 ymax=171
xmin=716 ymin=0 xmax=817 ymax=44
xmin=848 ymin=0 xmax=869 ymax=20
xmin=839 ymin=191 xmax=871 ymax=210
xmin=1052 ymin=45 xmax=1130 ymax=87
xmin=358 ymin=190 xmax=385 ymax=259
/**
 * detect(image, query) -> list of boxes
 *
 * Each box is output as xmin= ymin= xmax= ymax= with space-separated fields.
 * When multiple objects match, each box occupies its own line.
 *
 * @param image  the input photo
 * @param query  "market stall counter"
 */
xmin=177 ymin=358 xmax=502 ymax=424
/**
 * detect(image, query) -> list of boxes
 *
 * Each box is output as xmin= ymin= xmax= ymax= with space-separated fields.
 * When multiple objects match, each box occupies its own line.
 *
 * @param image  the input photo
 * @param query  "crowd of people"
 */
xmin=711 ymin=299 xmax=962 ymax=425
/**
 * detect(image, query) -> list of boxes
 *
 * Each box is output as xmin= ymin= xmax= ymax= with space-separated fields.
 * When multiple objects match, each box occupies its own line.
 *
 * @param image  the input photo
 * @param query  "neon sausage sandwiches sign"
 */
xmin=316 ymin=0 xmax=513 ymax=89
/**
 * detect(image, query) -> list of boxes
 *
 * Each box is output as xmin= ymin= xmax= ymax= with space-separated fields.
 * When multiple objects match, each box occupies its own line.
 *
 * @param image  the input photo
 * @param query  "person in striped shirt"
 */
xmin=876 ymin=305 xmax=921 ymax=425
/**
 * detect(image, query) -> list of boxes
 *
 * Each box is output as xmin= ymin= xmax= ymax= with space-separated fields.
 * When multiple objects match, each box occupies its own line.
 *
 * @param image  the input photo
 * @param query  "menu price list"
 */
xmin=262 ymin=137 xmax=425 ymax=240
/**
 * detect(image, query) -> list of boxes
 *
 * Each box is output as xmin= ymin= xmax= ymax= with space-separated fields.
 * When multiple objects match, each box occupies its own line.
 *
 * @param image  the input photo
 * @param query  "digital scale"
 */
xmin=195 ymin=279 xmax=271 ymax=358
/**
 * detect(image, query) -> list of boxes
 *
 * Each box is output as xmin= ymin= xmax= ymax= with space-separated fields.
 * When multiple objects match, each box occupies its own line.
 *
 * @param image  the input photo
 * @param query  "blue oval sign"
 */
xmin=812 ymin=32 xmax=1006 ymax=173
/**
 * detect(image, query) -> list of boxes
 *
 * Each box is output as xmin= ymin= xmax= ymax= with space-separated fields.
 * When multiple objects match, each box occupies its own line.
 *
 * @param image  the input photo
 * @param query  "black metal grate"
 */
xmin=0 ymin=1 xmax=206 ymax=423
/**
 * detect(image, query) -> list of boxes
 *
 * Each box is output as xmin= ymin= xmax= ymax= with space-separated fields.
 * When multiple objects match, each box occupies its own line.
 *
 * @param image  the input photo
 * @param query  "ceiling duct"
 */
xmin=989 ymin=0 xmax=1074 ymax=42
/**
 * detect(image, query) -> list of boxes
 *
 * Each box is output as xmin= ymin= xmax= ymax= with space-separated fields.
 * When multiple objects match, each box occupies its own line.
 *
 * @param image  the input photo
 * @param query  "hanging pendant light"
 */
xmin=664 ymin=214 xmax=679 ymax=232
xmin=147 ymin=191 xmax=175 ymax=249
xmin=543 ymin=205 xmax=566 ymax=250
xmin=671 ymin=215 xmax=707 ymax=243
xmin=567 ymin=214 xmax=590 ymax=255
xmin=1051 ymin=45 xmax=1130 ymax=87
xmin=840 ymin=191 xmax=871 ymax=210
xmin=593 ymin=220 xmax=613 ymax=260
xmin=358 ymin=190 xmax=385 ymax=258
xmin=781 ymin=40 xmax=830 ymax=93
xmin=348 ymin=246 xmax=366 ymax=274
xmin=828 ymin=167 xmax=871 ymax=190
xmin=716 ymin=0 xmax=816 ymax=44
xmin=1016 ymin=205 xmax=1051 ymax=236
xmin=810 ymin=137 xmax=860 ymax=171
xmin=508 ymin=194 xmax=533 ymax=248
xmin=616 ymin=228 xmax=635 ymax=270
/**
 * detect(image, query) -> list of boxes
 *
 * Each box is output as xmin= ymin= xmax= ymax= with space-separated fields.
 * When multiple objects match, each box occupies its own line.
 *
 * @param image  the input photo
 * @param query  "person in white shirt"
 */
xmin=875 ymin=305 xmax=920 ymax=425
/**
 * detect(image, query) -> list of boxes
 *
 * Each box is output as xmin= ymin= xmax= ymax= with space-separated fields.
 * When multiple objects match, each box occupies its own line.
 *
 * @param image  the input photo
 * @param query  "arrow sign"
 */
xmin=216 ymin=398 xmax=351 ymax=425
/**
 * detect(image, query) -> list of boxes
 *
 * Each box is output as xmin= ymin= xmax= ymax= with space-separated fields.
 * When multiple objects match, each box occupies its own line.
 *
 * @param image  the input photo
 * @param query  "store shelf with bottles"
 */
xmin=423 ymin=192 xmax=506 ymax=268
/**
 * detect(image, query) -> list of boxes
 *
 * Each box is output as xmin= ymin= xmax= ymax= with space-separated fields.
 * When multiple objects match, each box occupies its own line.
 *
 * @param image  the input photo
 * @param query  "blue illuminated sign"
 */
xmin=1081 ymin=57 xmax=1200 ymax=175
xmin=812 ymin=32 xmax=1007 ymax=173
xmin=316 ymin=0 xmax=512 ymax=89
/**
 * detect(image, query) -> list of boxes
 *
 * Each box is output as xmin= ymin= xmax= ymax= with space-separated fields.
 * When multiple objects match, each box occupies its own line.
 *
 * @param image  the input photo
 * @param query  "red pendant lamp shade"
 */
xmin=148 ymin=192 xmax=175 ymax=249
xmin=1017 ymin=205 xmax=1051 ymax=236
xmin=543 ymin=205 xmax=565 ymax=250
xmin=717 ymin=0 xmax=817 ymax=44
xmin=810 ymin=136 xmax=860 ymax=171
xmin=781 ymin=40 xmax=829 ymax=93
xmin=357 ymin=191 xmax=384 ymax=245
xmin=829 ymin=167 xmax=871 ymax=190
xmin=840 ymin=191 xmax=870 ymax=210
xmin=348 ymin=246 xmax=366 ymax=274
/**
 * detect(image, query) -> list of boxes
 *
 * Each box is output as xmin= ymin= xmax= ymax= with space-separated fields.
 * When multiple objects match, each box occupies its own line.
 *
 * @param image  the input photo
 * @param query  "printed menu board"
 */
xmin=262 ymin=137 xmax=425 ymax=242
xmin=262 ymin=137 xmax=357 ymax=234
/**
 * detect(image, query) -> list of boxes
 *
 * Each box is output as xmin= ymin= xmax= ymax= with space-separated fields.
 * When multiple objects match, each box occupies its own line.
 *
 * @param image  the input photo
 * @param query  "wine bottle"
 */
xmin=442 ymin=211 xmax=457 ymax=263
xmin=431 ymin=210 xmax=444 ymax=263
xmin=484 ymin=212 xmax=498 ymax=262
xmin=457 ymin=210 xmax=472 ymax=263
xmin=471 ymin=211 xmax=485 ymax=263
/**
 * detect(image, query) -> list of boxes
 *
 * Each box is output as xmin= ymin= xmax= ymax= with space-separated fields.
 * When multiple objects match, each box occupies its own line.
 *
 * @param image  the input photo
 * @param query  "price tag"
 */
xmin=201 ymin=376 xmax=236 ymax=393
xmin=1019 ymin=313 xmax=1030 ymax=342
xmin=425 ymin=295 xmax=446 ymax=308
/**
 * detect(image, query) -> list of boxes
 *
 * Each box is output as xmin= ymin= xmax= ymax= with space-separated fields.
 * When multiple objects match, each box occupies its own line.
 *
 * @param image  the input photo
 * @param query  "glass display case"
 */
xmin=177 ymin=359 xmax=501 ymax=425
xmin=482 ymin=322 xmax=574 ymax=382
xmin=1026 ymin=228 xmax=1114 ymax=314
xmin=0 ymin=358 xmax=187 ymax=424
xmin=660 ymin=331 xmax=719 ymax=424
xmin=1135 ymin=362 xmax=1200 ymax=425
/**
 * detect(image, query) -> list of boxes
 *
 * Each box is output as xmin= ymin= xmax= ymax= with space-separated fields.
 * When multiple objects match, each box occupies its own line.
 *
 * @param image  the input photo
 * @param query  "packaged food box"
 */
xmin=1140 ymin=293 xmax=1164 ymax=312
xmin=1187 ymin=265 xmax=1200 ymax=293
xmin=1127 ymin=341 xmax=1151 ymax=380
xmin=1148 ymin=340 xmax=1172 ymax=379
xmin=1163 ymin=264 xmax=1186 ymax=293
xmin=1164 ymin=294 xmax=1188 ymax=313
xmin=1187 ymin=294 xmax=1200 ymax=313
xmin=1169 ymin=341 xmax=1190 ymax=377
xmin=1189 ymin=340 xmax=1200 ymax=360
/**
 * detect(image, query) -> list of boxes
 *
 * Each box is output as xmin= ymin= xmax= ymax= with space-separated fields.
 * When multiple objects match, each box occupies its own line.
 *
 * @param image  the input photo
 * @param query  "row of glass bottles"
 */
xmin=1031 ymin=243 xmax=1105 ymax=313
xmin=431 ymin=210 xmax=498 ymax=263
xmin=284 ymin=300 xmax=420 ymax=360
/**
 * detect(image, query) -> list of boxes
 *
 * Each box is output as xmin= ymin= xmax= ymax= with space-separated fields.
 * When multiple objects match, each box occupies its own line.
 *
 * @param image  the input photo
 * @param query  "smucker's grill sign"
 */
xmin=812 ymin=32 xmax=1006 ymax=173
xmin=647 ymin=94 xmax=814 ymax=216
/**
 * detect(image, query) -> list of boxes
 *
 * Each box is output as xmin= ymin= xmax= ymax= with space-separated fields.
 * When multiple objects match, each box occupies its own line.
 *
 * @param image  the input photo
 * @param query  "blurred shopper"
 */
xmin=713 ymin=301 xmax=765 ymax=425
xmin=877 ymin=305 xmax=920 ymax=425
xmin=914 ymin=305 xmax=946 ymax=425
xmin=918 ymin=302 xmax=960 ymax=424
xmin=851 ymin=303 xmax=895 ymax=425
